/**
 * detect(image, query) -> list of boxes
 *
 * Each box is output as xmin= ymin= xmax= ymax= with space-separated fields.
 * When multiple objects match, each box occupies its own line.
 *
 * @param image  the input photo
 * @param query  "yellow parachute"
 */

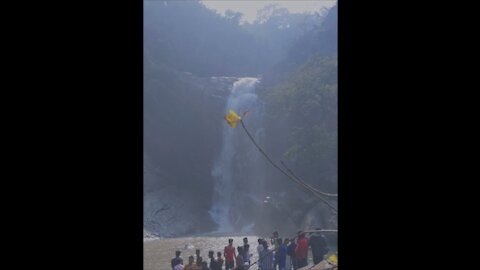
xmin=224 ymin=109 xmax=241 ymax=128
xmin=326 ymin=254 xmax=338 ymax=265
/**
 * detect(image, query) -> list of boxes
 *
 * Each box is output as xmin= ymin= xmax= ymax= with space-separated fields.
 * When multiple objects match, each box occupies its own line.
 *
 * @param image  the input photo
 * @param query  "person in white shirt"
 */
xmin=257 ymin=238 xmax=264 ymax=258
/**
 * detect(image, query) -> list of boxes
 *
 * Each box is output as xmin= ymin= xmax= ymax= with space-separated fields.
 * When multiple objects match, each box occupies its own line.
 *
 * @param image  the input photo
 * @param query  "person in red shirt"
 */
xmin=295 ymin=231 xmax=309 ymax=268
xmin=224 ymin=238 xmax=237 ymax=270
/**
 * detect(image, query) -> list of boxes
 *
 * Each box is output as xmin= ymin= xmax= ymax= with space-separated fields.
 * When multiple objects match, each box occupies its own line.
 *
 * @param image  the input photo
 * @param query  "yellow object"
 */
xmin=224 ymin=109 xmax=241 ymax=128
xmin=327 ymin=254 xmax=338 ymax=265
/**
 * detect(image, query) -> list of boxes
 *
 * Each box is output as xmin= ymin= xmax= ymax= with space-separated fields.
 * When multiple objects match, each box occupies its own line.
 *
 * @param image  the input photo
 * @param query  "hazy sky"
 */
xmin=201 ymin=0 xmax=337 ymax=23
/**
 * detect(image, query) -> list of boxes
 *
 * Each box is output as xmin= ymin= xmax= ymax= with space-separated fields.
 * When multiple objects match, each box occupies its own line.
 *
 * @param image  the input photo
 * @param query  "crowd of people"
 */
xmin=170 ymin=229 xmax=332 ymax=270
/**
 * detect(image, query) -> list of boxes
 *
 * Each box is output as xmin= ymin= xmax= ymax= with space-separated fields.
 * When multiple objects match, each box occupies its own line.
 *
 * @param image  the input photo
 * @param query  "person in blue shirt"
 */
xmin=171 ymin=250 xmax=183 ymax=270
xmin=276 ymin=239 xmax=288 ymax=270
xmin=286 ymin=238 xmax=297 ymax=270
xmin=259 ymin=239 xmax=274 ymax=270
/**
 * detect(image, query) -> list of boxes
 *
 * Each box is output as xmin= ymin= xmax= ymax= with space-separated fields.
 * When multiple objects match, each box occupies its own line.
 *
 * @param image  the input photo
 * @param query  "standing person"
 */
xmin=214 ymin=252 xmax=224 ymax=270
xmin=274 ymin=239 xmax=281 ymax=270
xmin=196 ymin=249 xmax=202 ymax=266
xmin=287 ymin=238 xmax=297 ymax=270
xmin=243 ymin=237 xmax=252 ymax=266
xmin=276 ymin=239 xmax=287 ymax=270
xmin=309 ymin=229 xmax=329 ymax=265
xmin=283 ymin=239 xmax=291 ymax=270
xmin=224 ymin=238 xmax=237 ymax=270
xmin=257 ymin=238 xmax=264 ymax=269
xmin=172 ymin=250 xmax=184 ymax=270
xmin=257 ymin=238 xmax=264 ymax=259
xmin=271 ymin=232 xmax=279 ymax=270
xmin=294 ymin=232 xmax=309 ymax=268
xmin=196 ymin=257 xmax=205 ymax=270
xmin=270 ymin=231 xmax=279 ymax=251
xmin=235 ymin=246 xmax=245 ymax=270
xmin=184 ymin=256 xmax=197 ymax=270
xmin=259 ymin=240 xmax=274 ymax=270
xmin=208 ymin=250 xmax=216 ymax=270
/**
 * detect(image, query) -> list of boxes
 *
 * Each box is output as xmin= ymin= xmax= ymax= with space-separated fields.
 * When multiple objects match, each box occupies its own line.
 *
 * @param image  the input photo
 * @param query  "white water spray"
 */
xmin=209 ymin=77 xmax=263 ymax=232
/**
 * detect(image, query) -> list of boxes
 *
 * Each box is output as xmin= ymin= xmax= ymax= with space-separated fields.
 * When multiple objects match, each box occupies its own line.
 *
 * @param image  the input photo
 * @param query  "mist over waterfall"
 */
xmin=144 ymin=0 xmax=338 ymax=243
xmin=209 ymin=77 xmax=265 ymax=233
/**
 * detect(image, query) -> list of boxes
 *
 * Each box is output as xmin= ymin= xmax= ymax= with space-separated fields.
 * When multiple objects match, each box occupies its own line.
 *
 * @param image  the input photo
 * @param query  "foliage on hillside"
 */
xmin=262 ymin=54 xmax=337 ymax=193
xmin=259 ymin=4 xmax=338 ymax=195
xmin=144 ymin=1 xmax=325 ymax=77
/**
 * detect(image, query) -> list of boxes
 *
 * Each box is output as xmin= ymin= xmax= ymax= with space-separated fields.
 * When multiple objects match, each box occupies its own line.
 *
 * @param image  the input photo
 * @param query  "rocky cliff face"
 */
xmin=144 ymin=69 xmax=337 ymax=237
xmin=144 ymin=68 xmax=236 ymax=237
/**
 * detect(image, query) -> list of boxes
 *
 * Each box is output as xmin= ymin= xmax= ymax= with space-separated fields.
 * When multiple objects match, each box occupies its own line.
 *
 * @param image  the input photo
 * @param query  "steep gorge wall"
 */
xmin=144 ymin=65 xmax=236 ymax=237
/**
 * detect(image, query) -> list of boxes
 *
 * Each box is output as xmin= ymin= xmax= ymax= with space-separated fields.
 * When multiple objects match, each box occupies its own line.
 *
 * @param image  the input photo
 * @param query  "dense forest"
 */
xmin=144 ymin=1 xmax=337 ymax=241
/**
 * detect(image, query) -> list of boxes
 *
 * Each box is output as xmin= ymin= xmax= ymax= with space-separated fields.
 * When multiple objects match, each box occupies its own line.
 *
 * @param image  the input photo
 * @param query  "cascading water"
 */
xmin=209 ymin=77 xmax=265 ymax=233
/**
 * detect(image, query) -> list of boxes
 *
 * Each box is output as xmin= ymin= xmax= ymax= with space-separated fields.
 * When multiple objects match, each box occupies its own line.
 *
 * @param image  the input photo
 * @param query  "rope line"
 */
xmin=239 ymin=120 xmax=337 ymax=213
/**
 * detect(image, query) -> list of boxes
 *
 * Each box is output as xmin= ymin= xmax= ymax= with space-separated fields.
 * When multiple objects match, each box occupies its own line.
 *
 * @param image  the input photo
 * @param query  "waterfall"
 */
xmin=208 ymin=77 xmax=264 ymax=233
